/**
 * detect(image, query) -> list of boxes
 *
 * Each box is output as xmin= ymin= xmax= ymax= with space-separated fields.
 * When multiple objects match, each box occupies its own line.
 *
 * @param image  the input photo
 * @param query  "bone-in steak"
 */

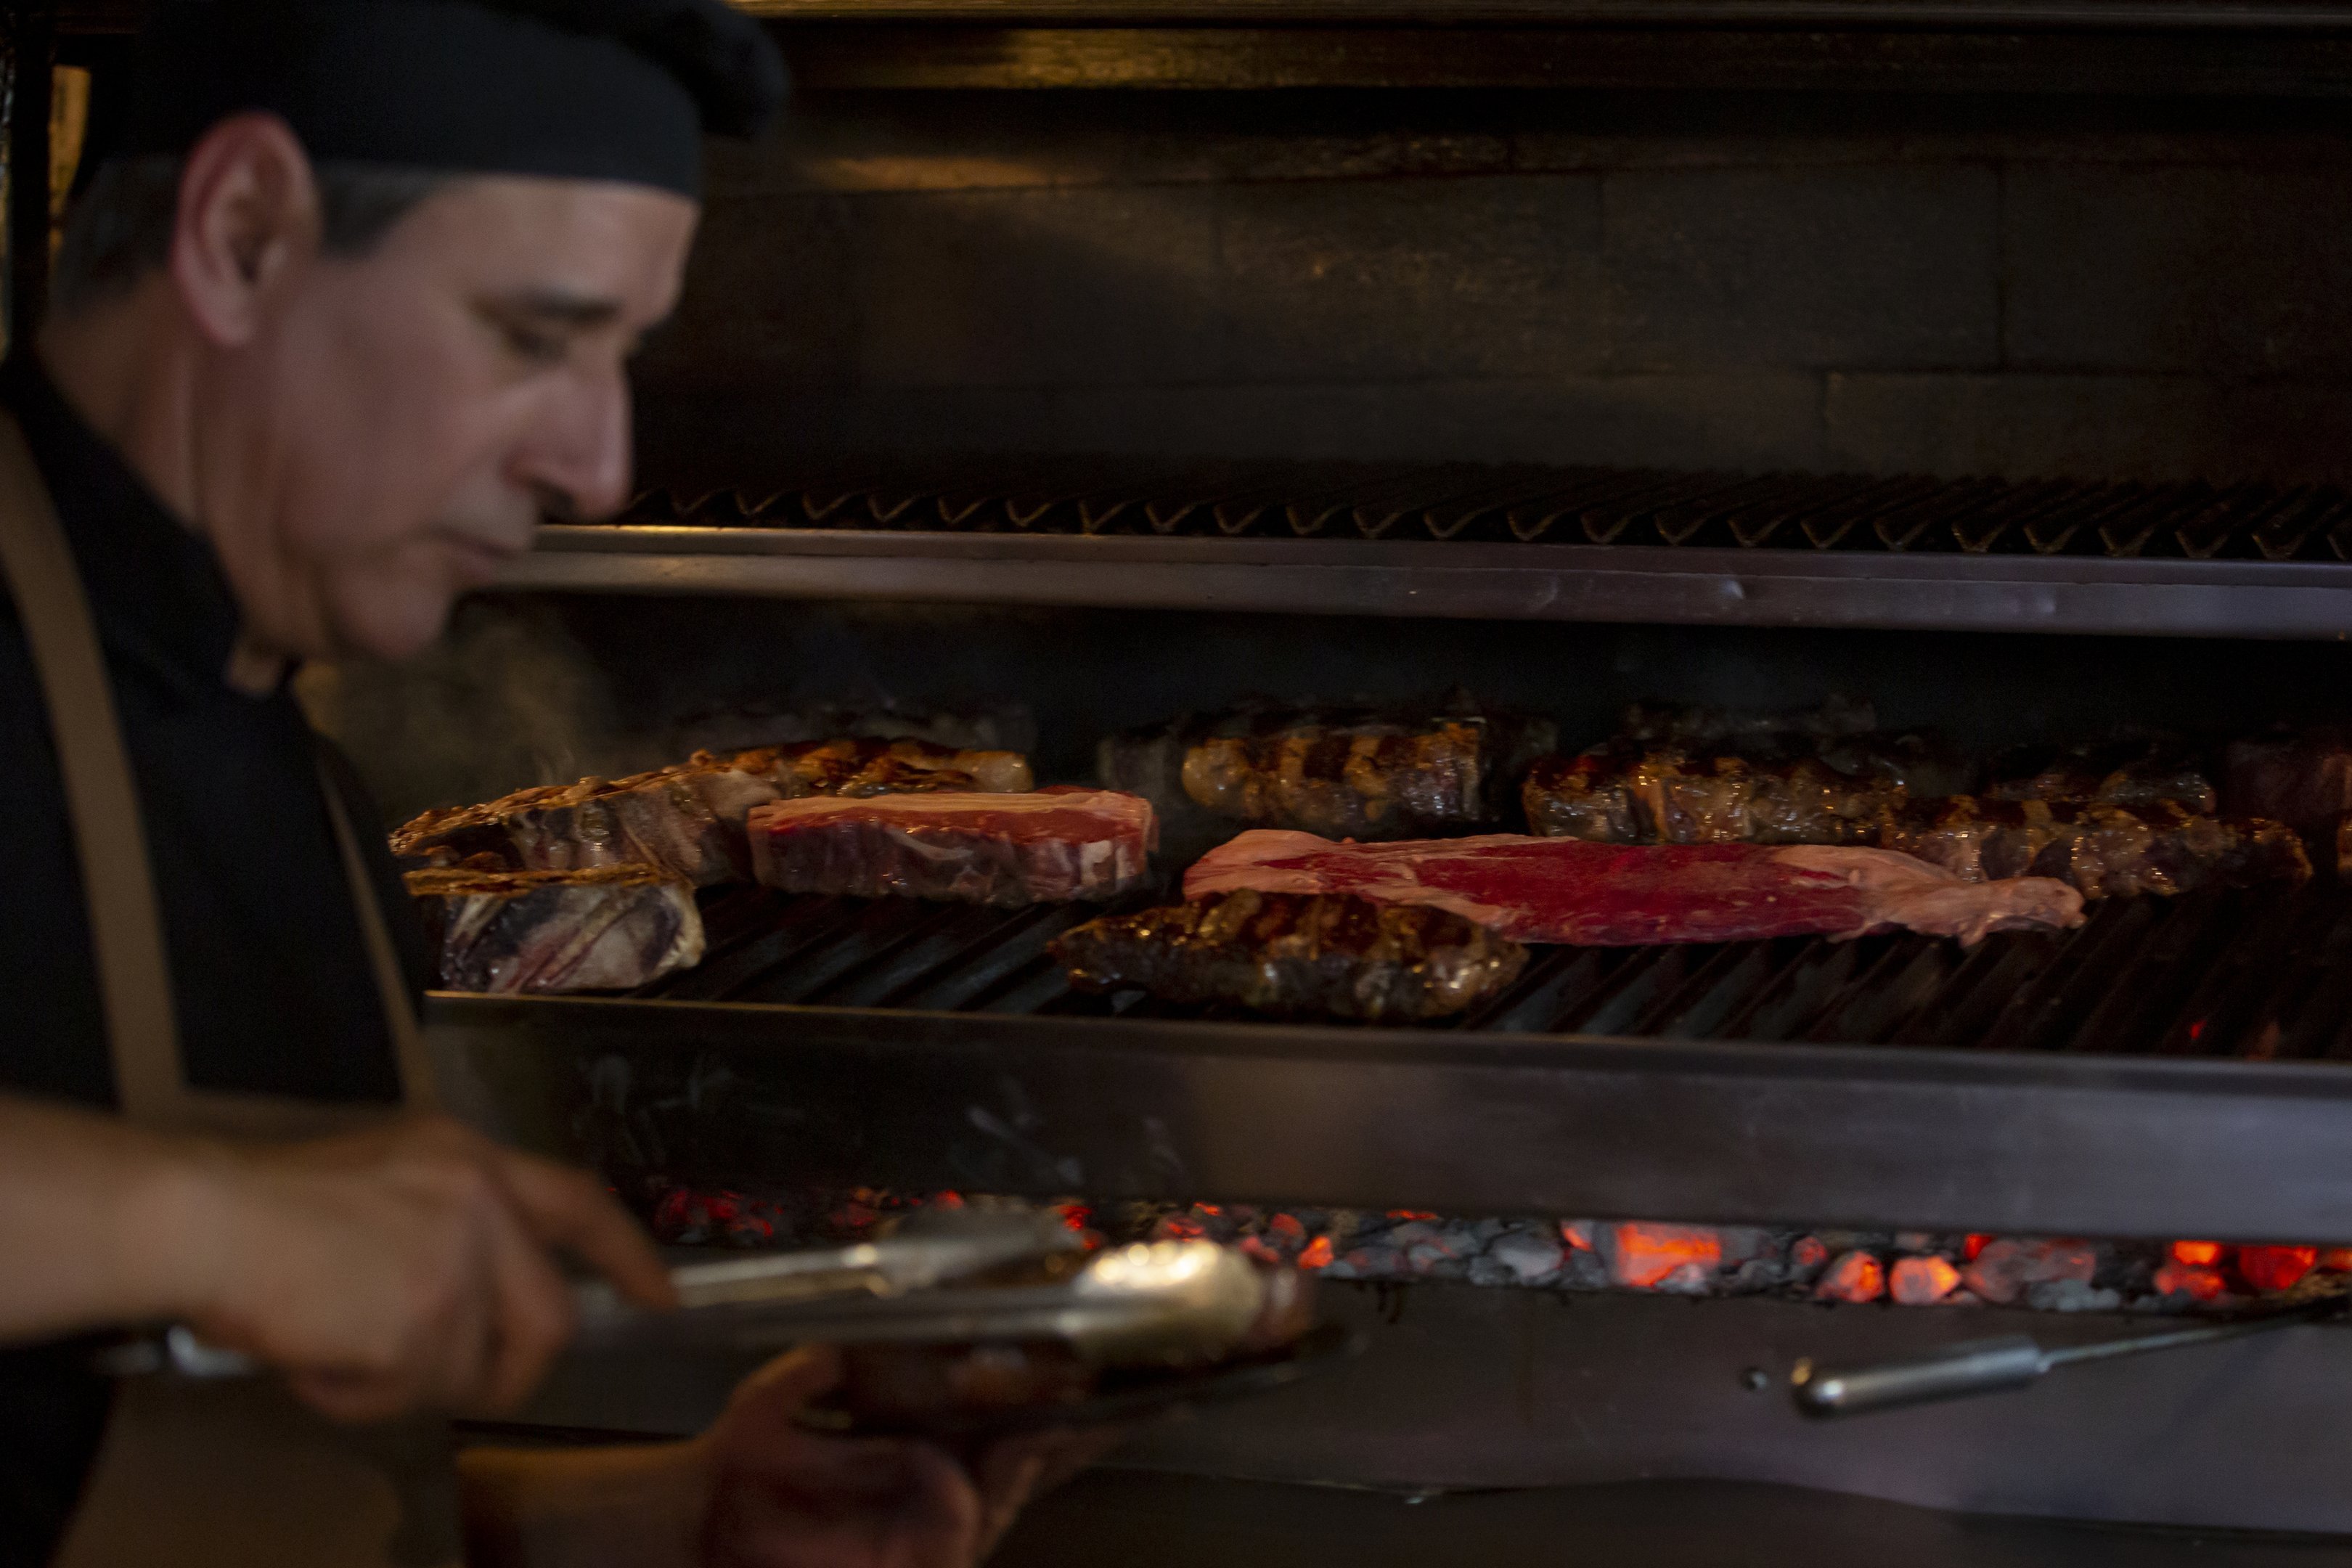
xmin=404 ymin=862 xmax=704 ymax=993
xmin=393 ymin=738 xmax=1034 ymax=886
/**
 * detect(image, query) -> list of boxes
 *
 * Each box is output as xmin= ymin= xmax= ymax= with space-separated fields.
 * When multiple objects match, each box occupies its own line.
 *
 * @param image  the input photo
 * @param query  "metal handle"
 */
xmin=1792 ymin=1299 xmax=2341 ymax=1420
xmin=1792 ymin=1335 xmax=2046 ymax=1416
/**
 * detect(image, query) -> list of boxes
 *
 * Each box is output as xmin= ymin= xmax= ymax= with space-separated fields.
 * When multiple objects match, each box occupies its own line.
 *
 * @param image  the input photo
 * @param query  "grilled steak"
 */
xmin=405 ymin=862 xmax=703 ymax=992
xmin=1098 ymin=699 xmax=1556 ymax=852
xmin=1185 ymin=831 xmax=2084 ymax=947
xmin=1985 ymin=735 xmax=2215 ymax=813
xmin=1527 ymin=740 xmax=2298 ymax=900
xmin=1890 ymin=797 xmax=2311 ymax=898
xmin=1524 ymin=752 xmax=1904 ymax=846
xmin=2226 ymin=727 xmax=2352 ymax=875
xmin=1617 ymin=697 xmax=1976 ymax=796
xmin=1053 ymin=891 xmax=1527 ymax=1021
xmin=748 ymin=790 xmax=1157 ymax=907
xmin=393 ymin=738 xmax=1033 ymax=885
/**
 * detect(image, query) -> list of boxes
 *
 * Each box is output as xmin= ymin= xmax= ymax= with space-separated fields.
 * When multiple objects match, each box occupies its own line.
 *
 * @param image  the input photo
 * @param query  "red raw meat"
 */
xmin=1184 ymin=830 xmax=2083 ymax=946
xmin=749 ymin=791 xmax=1157 ymax=906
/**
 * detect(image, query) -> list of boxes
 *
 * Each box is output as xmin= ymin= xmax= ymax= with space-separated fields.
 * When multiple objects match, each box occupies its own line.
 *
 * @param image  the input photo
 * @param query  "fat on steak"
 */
xmin=1184 ymin=831 xmax=2085 ymax=947
xmin=393 ymin=738 xmax=1034 ymax=886
xmin=405 ymin=863 xmax=704 ymax=992
xmin=748 ymin=790 xmax=1158 ymax=907
xmin=1053 ymin=890 xmax=1527 ymax=1021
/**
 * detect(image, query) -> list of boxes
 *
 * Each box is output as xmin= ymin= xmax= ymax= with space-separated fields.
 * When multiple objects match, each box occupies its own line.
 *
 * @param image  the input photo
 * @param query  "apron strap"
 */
xmin=0 ymin=408 xmax=428 ymax=1134
xmin=319 ymin=758 xmax=438 ymax=1114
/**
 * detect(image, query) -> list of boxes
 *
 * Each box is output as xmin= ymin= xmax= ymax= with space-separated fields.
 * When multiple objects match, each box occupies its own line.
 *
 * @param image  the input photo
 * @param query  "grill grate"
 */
xmin=632 ymin=883 xmax=2352 ymax=1061
xmin=616 ymin=458 xmax=2352 ymax=563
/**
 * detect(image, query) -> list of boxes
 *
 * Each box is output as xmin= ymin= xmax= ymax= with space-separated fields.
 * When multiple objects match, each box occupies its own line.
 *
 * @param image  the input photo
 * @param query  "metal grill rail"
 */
xmin=634 ymin=882 xmax=2352 ymax=1061
xmin=617 ymin=458 xmax=2352 ymax=563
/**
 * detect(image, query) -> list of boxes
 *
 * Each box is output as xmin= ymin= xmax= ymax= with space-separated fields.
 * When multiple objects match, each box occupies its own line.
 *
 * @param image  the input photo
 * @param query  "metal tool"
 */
xmin=578 ymin=1236 xmax=1274 ymax=1365
xmin=1790 ymin=1297 xmax=2345 ymax=1418
xmin=99 ymin=1212 xmax=1275 ymax=1377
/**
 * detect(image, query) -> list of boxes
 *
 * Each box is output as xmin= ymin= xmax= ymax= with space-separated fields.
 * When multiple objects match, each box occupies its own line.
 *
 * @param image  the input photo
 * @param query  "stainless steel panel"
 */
xmin=504 ymin=528 xmax=2352 ymax=639
xmin=429 ymin=995 xmax=2352 ymax=1244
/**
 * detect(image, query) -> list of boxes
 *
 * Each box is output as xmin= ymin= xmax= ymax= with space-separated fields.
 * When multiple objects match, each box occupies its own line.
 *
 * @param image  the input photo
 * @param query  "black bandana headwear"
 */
xmin=121 ymin=0 xmax=787 ymax=199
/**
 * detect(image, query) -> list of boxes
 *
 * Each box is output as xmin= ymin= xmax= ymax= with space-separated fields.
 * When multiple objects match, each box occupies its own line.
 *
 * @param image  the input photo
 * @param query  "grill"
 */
xmin=621 ymin=458 xmax=2352 ymax=561
xmin=506 ymin=460 xmax=2352 ymax=641
xmin=646 ymin=881 xmax=2352 ymax=1063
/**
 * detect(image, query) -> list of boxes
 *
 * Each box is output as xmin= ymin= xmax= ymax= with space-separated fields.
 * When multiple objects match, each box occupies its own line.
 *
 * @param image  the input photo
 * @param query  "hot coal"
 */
xmin=406 ymin=862 xmax=703 ymax=992
xmin=748 ymin=790 xmax=1156 ymax=907
xmin=393 ymin=738 xmax=1033 ymax=886
xmin=1053 ymin=890 xmax=1529 ymax=1021
xmin=1185 ymin=831 xmax=2084 ymax=946
xmin=649 ymin=1185 xmax=2345 ymax=1319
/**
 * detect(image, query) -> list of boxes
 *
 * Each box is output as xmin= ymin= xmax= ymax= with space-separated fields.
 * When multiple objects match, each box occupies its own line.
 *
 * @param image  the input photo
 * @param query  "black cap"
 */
xmin=121 ymin=0 xmax=788 ymax=200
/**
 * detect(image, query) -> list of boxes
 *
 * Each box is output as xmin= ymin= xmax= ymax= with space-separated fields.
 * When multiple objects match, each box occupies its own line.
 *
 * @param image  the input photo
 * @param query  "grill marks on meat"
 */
xmin=1100 ymin=701 xmax=1556 ymax=849
xmin=1185 ymin=831 xmax=2085 ymax=947
xmin=784 ymin=738 xmax=1034 ymax=798
xmin=748 ymin=791 xmax=1157 ymax=907
xmin=1524 ymin=753 xmax=1904 ymax=847
xmin=1985 ymin=736 xmax=2216 ymax=813
xmin=1180 ymin=723 xmax=1488 ymax=839
xmin=1893 ymin=798 xmax=2311 ymax=897
xmin=392 ymin=738 xmax=1034 ymax=886
xmin=404 ymin=863 xmax=703 ymax=992
xmin=1053 ymin=891 xmax=1527 ymax=1021
xmin=1525 ymin=734 xmax=2304 ymax=900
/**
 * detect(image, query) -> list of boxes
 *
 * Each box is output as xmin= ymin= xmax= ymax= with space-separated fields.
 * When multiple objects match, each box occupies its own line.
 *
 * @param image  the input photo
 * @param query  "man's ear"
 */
xmin=168 ymin=113 xmax=322 ymax=348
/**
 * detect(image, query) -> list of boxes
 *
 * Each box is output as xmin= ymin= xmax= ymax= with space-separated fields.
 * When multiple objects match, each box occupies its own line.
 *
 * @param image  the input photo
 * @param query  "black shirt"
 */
xmin=0 ymin=357 xmax=423 ymax=1565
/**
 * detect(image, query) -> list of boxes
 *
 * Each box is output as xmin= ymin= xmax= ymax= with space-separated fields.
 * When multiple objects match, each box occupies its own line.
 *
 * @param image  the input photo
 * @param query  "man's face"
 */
xmin=208 ymin=174 xmax=697 ymax=661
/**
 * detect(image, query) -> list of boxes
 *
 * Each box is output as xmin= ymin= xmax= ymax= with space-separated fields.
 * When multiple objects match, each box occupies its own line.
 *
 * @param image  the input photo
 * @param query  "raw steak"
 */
xmin=405 ymin=863 xmax=703 ymax=993
xmin=1053 ymin=891 xmax=1527 ymax=1021
xmin=1184 ymin=831 xmax=2085 ymax=947
xmin=748 ymin=791 xmax=1157 ymax=907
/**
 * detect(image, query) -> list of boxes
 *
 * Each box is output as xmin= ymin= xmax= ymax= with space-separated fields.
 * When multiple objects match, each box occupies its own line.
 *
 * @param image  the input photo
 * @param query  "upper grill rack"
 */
xmin=632 ymin=882 xmax=2352 ymax=1062
xmin=618 ymin=457 xmax=2352 ymax=563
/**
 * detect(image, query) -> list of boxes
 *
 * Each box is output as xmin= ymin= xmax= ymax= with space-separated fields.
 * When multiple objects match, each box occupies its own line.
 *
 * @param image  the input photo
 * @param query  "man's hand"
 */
xmin=145 ymin=1114 xmax=674 ymax=1421
xmin=699 ymin=1346 xmax=1127 ymax=1568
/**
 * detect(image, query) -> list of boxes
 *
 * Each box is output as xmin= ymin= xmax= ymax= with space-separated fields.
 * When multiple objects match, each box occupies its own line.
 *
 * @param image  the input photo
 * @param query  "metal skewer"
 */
xmin=1790 ymin=1296 xmax=2345 ymax=1418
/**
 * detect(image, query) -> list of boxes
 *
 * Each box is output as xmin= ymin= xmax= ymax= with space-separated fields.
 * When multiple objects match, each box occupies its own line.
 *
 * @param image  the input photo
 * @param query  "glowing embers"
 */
xmin=642 ymin=1185 xmax=2352 ymax=1317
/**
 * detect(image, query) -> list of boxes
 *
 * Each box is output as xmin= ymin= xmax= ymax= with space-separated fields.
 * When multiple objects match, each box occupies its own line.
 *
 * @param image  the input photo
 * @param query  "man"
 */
xmin=0 ymin=1 xmax=1095 ymax=1562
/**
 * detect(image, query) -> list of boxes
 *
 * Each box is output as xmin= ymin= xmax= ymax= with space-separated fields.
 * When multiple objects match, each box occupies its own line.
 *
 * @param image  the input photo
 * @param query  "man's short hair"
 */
xmin=51 ymin=155 xmax=444 ymax=317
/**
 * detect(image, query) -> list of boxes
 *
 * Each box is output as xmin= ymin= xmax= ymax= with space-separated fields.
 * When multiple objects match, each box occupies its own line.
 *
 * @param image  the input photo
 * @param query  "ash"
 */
xmin=645 ymin=1185 xmax=2345 ymax=1315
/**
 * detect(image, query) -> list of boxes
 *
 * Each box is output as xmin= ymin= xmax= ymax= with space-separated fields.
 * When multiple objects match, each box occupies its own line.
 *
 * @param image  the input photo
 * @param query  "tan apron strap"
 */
xmin=0 ymin=409 xmax=425 ymax=1132
xmin=0 ymin=413 xmax=184 ymax=1119
xmin=320 ymin=761 xmax=439 ymax=1114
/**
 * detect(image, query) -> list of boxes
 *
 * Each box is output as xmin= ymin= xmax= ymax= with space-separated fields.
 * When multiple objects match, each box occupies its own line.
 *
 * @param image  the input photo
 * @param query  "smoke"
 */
xmin=296 ymin=597 xmax=653 ymax=826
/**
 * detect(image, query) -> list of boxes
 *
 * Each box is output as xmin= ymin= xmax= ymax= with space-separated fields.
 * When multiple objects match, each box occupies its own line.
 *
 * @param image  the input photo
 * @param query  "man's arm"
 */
xmin=0 ymin=1094 xmax=674 ymax=1418
xmin=457 ymin=1347 xmax=1123 ymax=1568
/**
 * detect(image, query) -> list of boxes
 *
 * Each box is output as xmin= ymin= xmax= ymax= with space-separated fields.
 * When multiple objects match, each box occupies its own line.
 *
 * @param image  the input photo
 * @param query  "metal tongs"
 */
xmin=1790 ymin=1294 xmax=2347 ymax=1418
xmin=101 ymin=1210 xmax=1278 ymax=1377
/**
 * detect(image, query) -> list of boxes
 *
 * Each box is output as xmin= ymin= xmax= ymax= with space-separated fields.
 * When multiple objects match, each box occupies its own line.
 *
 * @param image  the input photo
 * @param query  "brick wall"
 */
xmin=632 ymin=89 xmax=2352 ymax=487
